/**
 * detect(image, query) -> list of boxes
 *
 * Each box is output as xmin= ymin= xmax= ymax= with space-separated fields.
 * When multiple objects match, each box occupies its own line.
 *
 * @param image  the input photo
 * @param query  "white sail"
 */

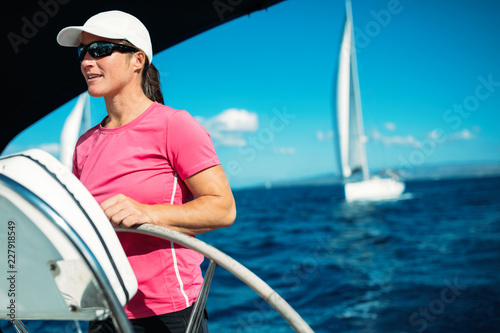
xmin=60 ymin=92 xmax=91 ymax=169
xmin=335 ymin=0 xmax=369 ymax=181
xmin=335 ymin=6 xmax=353 ymax=179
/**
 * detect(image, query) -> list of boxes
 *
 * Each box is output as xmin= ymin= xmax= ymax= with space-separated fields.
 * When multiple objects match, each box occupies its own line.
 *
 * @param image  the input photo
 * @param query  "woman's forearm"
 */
xmin=147 ymin=193 xmax=236 ymax=234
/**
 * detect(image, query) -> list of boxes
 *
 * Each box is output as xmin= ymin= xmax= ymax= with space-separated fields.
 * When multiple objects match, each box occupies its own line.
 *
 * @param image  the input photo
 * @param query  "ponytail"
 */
xmin=121 ymin=40 xmax=164 ymax=104
xmin=142 ymin=61 xmax=164 ymax=104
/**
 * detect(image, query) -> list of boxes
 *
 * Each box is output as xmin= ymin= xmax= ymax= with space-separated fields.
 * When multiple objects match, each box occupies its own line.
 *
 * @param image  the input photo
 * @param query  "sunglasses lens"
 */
xmin=77 ymin=45 xmax=86 ymax=62
xmin=78 ymin=42 xmax=111 ymax=62
xmin=89 ymin=43 xmax=112 ymax=58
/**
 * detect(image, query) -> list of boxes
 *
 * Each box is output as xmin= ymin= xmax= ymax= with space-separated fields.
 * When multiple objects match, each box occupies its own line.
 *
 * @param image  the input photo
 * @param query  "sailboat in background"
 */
xmin=333 ymin=0 xmax=405 ymax=202
xmin=60 ymin=92 xmax=91 ymax=169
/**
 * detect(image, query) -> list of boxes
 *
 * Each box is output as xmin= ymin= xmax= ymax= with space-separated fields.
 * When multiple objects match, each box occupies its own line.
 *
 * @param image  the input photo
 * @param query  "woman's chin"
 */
xmin=87 ymin=88 xmax=104 ymax=98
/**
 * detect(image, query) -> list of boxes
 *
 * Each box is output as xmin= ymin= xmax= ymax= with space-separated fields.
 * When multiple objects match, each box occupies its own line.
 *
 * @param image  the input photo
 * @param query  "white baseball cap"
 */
xmin=57 ymin=10 xmax=153 ymax=62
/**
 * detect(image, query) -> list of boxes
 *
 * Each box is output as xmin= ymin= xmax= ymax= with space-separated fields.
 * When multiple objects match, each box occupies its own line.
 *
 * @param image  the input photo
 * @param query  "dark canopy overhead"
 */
xmin=1 ymin=0 xmax=283 ymax=152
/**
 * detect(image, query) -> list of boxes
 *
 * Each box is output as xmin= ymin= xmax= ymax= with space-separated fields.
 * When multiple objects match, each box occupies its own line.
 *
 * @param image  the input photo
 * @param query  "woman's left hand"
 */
xmin=100 ymin=194 xmax=153 ymax=228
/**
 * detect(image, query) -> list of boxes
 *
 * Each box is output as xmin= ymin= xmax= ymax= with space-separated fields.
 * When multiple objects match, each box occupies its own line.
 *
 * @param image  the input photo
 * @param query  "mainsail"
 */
xmin=334 ymin=0 xmax=369 ymax=181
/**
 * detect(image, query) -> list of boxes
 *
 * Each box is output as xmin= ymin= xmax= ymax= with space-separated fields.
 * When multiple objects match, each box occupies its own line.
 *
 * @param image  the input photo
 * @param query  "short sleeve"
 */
xmin=72 ymin=150 xmax=79 ymax=179
xmin=166 ymin=110 xmax=220 ymax=180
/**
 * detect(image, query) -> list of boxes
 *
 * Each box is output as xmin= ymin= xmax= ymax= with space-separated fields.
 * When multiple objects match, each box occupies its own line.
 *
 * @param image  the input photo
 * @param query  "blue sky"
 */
xmin=4 ymin=0 xmax=500 ymax=188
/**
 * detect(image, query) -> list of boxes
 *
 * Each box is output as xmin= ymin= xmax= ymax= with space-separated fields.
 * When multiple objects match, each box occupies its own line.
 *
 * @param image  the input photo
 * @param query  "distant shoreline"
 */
xmin=235 ymin=162 xmax=500 ymax=190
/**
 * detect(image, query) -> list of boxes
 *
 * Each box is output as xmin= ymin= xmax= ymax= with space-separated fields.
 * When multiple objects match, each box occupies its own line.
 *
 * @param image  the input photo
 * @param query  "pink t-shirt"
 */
xmin=72 ymin=102 xmax=220 ymax=319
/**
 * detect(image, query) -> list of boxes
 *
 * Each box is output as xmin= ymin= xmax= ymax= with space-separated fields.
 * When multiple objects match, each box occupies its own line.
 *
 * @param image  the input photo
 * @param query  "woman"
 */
xmin=57 ymin=10 xmax=236 ymax=333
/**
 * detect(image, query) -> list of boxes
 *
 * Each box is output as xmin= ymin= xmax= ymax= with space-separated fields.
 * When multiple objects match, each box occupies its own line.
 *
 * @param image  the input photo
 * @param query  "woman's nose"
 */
xmin=80 ymin=53 xmax=96 ymax=67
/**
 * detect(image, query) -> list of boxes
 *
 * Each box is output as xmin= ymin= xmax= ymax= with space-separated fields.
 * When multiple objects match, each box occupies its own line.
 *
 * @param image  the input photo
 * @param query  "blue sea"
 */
xmin=2 ymin=176 xmax=500 ymax=332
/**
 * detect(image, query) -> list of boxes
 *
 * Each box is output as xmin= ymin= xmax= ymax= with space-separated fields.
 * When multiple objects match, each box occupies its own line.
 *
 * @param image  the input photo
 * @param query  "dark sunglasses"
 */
xmin=77 ymin=41 xmax=138 ymax=62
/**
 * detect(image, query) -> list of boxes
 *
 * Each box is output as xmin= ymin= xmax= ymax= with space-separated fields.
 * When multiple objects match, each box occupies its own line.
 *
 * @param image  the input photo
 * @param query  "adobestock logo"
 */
xmin=401 ymin=277 xmax=467 ymax=333
xmin=213 ymin=0 xmax=243 ymax=22
xmin=223 ymin=107 xmax=296 ymax=182
xmin=7 ymin=0 xmax=71 ymax=54
xmin=397 ymin=73 xmax=498 ymax=178
xmin=349 ymin=0 xmax=407 ymax=55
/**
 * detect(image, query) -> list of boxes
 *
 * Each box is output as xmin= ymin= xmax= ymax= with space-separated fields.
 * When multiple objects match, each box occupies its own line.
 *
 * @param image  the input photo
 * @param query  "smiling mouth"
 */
xmin=87 ymin=74 xmax=103 ymax=80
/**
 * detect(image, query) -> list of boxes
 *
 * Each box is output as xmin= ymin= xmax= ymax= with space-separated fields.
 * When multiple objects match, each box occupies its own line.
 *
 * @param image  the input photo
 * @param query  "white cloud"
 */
xmin=196 ymin=108 xmax=258 ymax=146
xmin=384 ymin=122 xmax=396 ymax=131
xmin=427 ymin=129 xmax=441 ymax=140
xmin=382 ymin=135 xmax=421 ymax=148
xmin=450 ymin=129 xmax=475 ymax=140
xmin=370 ymin=125 xmax=479 ymax=151
xmin=427 ymin=127 xmax=479 ymax=142
xmin=209 ymin=132 xmax=247 ymax=147
xmin=372 ymin=128 xmax=421 ymax=148
xmin=199 ymin=108 xmax=258 ymax=132
xmin=1 ymin=142 xmax=61 ymax=157
xmin=274 ymin=147 xmax=296 ymax=155
xmin=38 ymin=143 xmax=61 ymax=155
xmin=316 ymin=130 xmax=334 ymax=142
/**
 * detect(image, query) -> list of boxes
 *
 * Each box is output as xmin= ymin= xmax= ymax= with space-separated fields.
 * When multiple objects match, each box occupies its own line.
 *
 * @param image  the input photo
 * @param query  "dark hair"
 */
xmin=122 ymin=40 xmax=164 ymax=104
xmin=142 ymin=61 xmax=164 ymax=104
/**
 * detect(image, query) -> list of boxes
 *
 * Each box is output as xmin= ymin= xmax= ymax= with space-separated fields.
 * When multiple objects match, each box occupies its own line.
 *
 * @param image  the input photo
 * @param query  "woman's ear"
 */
xmin=131 ymin=51 xmax=147 ymax=73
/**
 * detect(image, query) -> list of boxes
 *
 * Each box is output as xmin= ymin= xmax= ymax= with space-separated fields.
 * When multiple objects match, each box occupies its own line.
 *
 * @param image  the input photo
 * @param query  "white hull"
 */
xmin=345 ymin=178 xmax=405 ymax=202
